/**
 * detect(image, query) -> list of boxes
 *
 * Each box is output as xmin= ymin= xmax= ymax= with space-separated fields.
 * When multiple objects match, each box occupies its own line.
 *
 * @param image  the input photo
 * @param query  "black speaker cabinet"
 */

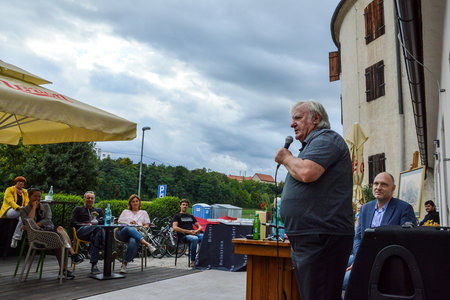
xmin=345 ymin=225 xmax=450 ymax=300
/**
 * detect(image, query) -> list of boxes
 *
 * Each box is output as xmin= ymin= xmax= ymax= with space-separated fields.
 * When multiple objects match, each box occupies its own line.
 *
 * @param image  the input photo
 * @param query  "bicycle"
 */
xmin=112 ymin=223 xmax=166 ymax=263
xmin=145 ymin=221 xmax=166 ymax=259
xmin=159 ymin=217 xmax=187 ymax=258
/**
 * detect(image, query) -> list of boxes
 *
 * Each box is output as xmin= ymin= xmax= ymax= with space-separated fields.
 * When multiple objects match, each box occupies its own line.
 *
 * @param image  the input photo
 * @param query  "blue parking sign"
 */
xmin=158 ymin=185 xmax=167 ymax=198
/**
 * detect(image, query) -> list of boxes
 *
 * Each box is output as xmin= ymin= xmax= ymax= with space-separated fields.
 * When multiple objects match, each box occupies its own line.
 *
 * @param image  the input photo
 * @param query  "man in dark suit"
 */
xmin=343 ymin=172 xmax=417 ymax=289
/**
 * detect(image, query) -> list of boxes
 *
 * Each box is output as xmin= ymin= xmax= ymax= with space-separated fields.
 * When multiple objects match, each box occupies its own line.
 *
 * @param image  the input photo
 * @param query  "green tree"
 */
xmin=0 ymin=142 xmax=43 ymax=187
xmin=39 ymin=142 xmax=99 ymax=194
xmin=0 ymin=142 xmax=98 ymax=195
xmin=97 ymin=157 xmax=138 ymax=200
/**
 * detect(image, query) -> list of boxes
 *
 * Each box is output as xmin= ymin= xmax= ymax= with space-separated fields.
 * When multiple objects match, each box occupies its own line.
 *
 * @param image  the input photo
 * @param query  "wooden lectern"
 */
xmin=233 ymin=238 xmax=300 ymax=300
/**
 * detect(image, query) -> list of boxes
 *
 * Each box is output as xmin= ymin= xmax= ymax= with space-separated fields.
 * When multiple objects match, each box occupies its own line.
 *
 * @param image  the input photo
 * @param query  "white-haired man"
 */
xmin=70 ymin=191 xmax=105 ymax=275
xmin=275 ymin=100 xmax=354 ymax=300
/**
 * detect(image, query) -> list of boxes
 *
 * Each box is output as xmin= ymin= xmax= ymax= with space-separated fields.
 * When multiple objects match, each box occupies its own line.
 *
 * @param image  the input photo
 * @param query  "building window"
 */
xmin=368 ymin=153 xmax=386 ymax=184
xmin=364 ymin=0 xmax=385 ymax=44
xmin=365 ymin=60 xmax=385 ymax=101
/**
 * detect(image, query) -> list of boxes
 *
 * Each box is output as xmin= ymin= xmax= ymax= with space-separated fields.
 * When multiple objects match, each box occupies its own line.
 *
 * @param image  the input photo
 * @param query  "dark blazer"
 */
xmin=353 ymin=197 xmax=417 ymax=254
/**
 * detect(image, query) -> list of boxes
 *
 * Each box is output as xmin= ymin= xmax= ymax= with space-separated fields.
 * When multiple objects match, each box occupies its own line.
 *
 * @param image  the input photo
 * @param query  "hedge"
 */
xmin=50 ymin=194 xmax=84 ymax=230
xmin=96 ymin=196 xmax=180 ymax=228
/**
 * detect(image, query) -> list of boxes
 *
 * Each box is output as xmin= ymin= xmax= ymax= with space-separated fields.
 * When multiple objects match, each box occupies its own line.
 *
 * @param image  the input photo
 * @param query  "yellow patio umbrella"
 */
xmin=0 ymin=60 xmax=136 ymax=145
xmin=345 ymin=123 xmax=368 ymax=204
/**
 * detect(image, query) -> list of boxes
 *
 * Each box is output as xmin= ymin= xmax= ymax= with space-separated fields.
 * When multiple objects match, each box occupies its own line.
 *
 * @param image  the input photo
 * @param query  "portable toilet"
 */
xmin=220 ymin=204 xmax=242 ymax=218
xmin=211 ymin=204 xmax=228 ymax=218
xmin=192 ymin=203 xmax=211 ymax=219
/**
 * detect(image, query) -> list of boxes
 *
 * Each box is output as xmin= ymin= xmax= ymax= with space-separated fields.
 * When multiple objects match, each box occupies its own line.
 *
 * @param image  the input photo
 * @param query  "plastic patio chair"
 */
xmin=112 ymin=227 xmax=147 ymax=272
xmin=13 ymin=231 xmax=46 ymax=278
xmin=71 ymin=227 xmax=90 ymax=271
xmin=19 ymin=218 xmax=69 ymax=284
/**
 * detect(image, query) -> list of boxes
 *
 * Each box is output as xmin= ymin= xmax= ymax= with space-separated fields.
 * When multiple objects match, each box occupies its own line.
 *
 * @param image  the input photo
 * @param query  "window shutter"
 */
xmin=364 ymin=5 xmax=373 ymax=44
xmin=375 ymin=60 xmax=385 ymax=98
xmin=365 ymin=66 xmax=373 ymax=101
xmin=329 ymin=51 xmax=340 ymax=82
xmin=364 ymin=0 xmax=385 ymax=45
xmin=377 ymin=0 xmax=385 ymax=37
xmin=368 ymin=153 xmax=386 ymax=184
xmin=379 ymin=153 xmax=386 ymax=174
xmin=366 ymin=60 xmax=385 ymax=101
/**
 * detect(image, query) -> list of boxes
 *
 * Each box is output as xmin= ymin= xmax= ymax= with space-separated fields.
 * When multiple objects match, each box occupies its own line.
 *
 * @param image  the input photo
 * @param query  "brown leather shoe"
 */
xmin=190 ymin=260 xmax=195 ymax=267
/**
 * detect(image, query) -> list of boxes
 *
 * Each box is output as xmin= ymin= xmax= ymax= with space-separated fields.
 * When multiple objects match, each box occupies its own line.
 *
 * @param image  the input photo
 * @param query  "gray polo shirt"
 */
xmin=280 ymin=129 xmax=354 ymax=236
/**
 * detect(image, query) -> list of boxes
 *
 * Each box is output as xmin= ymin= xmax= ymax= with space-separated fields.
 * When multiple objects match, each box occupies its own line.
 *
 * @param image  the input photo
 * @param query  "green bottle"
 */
xmin=253 ymin=213 xmax=260 ymax=240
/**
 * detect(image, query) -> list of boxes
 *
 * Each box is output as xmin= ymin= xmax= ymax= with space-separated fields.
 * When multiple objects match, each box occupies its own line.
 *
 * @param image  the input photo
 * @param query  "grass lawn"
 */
xmin=242 ymin=208 xmax=258 ymax=219
xmin=189 ymin=207 xmax=260 ymax=219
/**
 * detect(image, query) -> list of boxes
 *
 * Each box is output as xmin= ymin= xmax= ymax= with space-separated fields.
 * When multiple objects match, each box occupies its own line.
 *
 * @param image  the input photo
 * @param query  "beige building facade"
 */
xmin=330 ymin=0 xmax=445 ymax=220
xmin=433 ymin=1 xmax=450 ymax=226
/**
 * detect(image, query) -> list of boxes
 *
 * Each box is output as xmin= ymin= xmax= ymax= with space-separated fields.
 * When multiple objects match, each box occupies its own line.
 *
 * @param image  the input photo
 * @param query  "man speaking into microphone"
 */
xmin=275 ymin=100 xmax=354 ymax=300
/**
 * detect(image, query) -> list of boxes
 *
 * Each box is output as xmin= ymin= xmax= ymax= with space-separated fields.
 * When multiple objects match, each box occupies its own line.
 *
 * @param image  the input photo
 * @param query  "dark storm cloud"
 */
xmin=52 ymin=0 xmax=335 ymax=97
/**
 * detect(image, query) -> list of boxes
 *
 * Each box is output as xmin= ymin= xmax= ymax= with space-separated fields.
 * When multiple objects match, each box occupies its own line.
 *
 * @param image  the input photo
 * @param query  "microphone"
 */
xmin=283 ymin=136 xmax=294 ymax=149
xmin=277 ymin=136 xmax=294 ymax=169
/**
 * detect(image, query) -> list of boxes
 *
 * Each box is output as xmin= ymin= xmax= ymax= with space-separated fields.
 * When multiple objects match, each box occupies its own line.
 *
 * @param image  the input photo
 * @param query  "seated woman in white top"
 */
xmin=117 ymin=194 xmax=155 ymax=274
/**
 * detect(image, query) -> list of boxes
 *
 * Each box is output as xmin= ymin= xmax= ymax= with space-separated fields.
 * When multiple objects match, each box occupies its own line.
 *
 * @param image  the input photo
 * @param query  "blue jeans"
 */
xmin=77 ymin=226 xmax=105 ymax=264
xmin=342 ymin=254 xmax=355 ymax=290
xmin=185 ymin=233 xmax=203 ymax=261
xmin=117 ymin=227 xmax=144 ymax=263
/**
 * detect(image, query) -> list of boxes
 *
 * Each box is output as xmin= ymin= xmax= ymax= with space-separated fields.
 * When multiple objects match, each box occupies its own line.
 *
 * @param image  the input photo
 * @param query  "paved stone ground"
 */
xmin=79 ymin=269 xmax=246 ymax=300
xmin=127 ymin=253 xmax=192 ymax=270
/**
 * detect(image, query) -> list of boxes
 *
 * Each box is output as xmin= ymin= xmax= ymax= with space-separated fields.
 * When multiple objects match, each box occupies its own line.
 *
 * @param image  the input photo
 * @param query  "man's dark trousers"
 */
xmin=289 ymin=234 xmax=353 ymax=300
xmin=77 ymin=226 xmax=105 ymax=264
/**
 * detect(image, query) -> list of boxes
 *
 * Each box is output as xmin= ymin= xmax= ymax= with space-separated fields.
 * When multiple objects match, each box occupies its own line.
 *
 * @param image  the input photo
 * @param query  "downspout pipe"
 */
xmin=394 ymin=0 xmax=405 ymax=171
xmin=394 ymin=0 xmax=428 ymax=168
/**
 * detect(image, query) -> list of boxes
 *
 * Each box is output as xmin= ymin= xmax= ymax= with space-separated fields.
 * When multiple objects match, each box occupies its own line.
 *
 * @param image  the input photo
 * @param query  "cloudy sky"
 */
xmin=1 ymin=0 xmax=342 ymax=180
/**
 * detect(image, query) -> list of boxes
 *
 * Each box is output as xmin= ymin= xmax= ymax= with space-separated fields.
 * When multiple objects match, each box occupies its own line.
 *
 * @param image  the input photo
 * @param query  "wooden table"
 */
xmin=233 ymin=238 xmax=300 ymax=300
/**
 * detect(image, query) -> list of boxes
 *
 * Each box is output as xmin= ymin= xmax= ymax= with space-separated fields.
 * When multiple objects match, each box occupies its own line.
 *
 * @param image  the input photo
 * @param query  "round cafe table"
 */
xmin=88 ymin=224 xmax=126 ymax=280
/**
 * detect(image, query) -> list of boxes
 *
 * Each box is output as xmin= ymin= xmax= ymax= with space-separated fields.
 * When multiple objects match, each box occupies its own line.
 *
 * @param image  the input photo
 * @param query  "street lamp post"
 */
xmin=138 ymin=126 xmax=151 ymax=197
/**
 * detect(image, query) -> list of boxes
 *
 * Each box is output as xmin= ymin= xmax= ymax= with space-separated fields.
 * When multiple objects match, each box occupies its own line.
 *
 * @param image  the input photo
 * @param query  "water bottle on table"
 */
xmin=45 ymin=186 xmax=54 ymax=201
xmin=272 ymin=198 xmax=285 ymax=240
xmin=105 ymin=203 xmax=112 ymax=226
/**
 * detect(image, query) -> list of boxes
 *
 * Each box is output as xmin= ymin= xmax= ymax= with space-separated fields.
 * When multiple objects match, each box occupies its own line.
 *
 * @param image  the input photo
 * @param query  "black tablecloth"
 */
xmin=195 ymin=222 xmax=252 ymax=271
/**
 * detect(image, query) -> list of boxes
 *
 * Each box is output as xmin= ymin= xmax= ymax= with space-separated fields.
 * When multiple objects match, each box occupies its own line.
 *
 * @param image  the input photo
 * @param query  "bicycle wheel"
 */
xmin=150 ymin=235 xmax=166 ymax=259
xmin=177 ymin=242 xmax=188 ymax=258
xmin=163 ymin=235 xmax=179 ymax=257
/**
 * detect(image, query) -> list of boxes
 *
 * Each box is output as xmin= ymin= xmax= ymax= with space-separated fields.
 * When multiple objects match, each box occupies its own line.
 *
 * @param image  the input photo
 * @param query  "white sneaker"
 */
xmin=147 ymin=244 xmax=156 ymax=254
xmin=120 ymin=264 xmax=127 ymax=274
xmin=10 ymin=239 xmax=18 ymax=248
